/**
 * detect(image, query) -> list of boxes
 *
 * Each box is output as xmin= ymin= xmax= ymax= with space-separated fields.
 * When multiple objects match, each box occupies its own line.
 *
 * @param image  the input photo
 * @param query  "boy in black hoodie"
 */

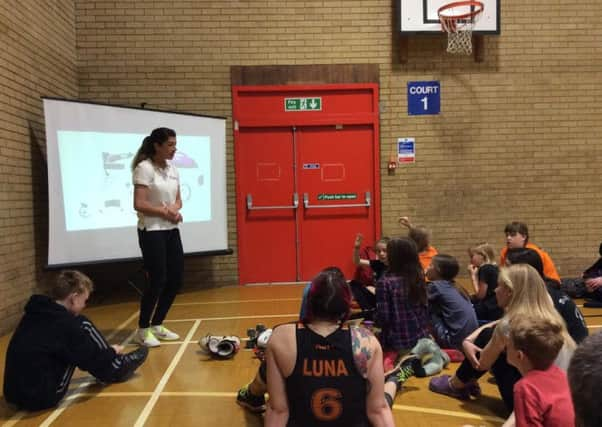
xmin=3 ymin=270 xmax=148 ymax=411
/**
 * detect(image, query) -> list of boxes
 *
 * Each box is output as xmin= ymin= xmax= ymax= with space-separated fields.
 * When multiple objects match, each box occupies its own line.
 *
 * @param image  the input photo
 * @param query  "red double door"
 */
xmin=233 ymin=84 xmax=381 ymax=284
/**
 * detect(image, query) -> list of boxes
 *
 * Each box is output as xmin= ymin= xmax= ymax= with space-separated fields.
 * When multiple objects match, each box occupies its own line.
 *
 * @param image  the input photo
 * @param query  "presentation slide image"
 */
xmin=58 ymin=131 xmax=211 ymax=231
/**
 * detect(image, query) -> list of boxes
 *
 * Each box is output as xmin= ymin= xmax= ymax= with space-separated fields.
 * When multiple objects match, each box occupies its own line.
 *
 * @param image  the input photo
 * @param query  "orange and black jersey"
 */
xmin=284 ymin=322 xmax=369 ymax=427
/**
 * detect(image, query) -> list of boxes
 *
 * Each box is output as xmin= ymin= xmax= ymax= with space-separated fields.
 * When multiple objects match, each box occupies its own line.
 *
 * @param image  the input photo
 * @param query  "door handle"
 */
xmin=303 ymin=192 xmax=371 ymax=209
xmin=246 ymin=193 xmax=299 ymax=211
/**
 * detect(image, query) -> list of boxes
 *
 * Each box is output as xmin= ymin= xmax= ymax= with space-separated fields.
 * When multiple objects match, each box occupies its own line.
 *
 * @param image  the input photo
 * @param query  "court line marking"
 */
xmin=5 ymin=307 xmax=596 ymax=425
xmin=60 ymin=390 xmax=505 ymax=423
xmin=66 ymin=392 xmax=153 ymax=398
xmin=173 ymin=298 xmax=300 ymax=306
xmin=392 ymin=403 xmax=505 ymax=423
xmin=165 ymin=313 xmax=298 ymax=323
xmin=2 ymin=310 xmax=139 ymax=427
xmin=133 ymin=319 xmax=201 ymax=427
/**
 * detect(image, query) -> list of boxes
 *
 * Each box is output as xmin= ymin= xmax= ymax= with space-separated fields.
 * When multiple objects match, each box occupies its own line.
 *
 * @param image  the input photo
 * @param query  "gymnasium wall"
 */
xmin=75 ymin=0 xmax=602 ymax=279
xmin=0 ymin=1 xmax=78 ymax=334
xmin=2 ymin=0 xmax=602 ymax=332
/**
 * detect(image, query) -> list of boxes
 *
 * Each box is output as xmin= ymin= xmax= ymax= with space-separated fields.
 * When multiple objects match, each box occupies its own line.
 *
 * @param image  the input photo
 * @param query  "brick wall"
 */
xmin=3 ymin=0 xmax=602 ymax=332
xmin=73 ymin=0 xmax=602 ymax=284
xmin=0 ymin=0 xmax=78 ymax=334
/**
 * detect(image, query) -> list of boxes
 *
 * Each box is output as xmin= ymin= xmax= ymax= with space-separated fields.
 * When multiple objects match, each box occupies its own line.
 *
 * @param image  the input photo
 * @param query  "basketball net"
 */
xmin=438 ymin=1 xmax=484 ymax=55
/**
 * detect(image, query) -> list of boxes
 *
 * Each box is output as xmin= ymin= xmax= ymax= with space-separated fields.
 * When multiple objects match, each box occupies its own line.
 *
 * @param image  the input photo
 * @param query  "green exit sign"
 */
xmin=284 ymin=97 xmax=322 ymax=111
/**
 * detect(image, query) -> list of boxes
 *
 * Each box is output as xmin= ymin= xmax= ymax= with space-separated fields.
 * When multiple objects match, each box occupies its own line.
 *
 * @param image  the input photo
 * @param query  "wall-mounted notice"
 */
xmin=398 ymin=138 xmax=415 ymax=163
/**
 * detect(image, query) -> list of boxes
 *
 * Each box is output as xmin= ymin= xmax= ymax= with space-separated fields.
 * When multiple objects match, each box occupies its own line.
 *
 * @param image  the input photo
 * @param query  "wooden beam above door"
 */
xmin=231 ymin=64 xmax=379 ymax=86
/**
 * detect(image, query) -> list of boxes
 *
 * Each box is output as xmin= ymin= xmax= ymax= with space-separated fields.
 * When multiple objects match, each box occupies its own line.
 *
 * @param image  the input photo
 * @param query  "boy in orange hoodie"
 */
xmin=499 ymin=221 xmax=560 ymax=283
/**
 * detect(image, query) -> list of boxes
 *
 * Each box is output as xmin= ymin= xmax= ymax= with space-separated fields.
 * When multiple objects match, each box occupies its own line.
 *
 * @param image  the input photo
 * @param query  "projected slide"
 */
xmin=58 ymin=131 xmax=211 ymax=231
xmin=44 ymin=97 xmax=227 ymax=265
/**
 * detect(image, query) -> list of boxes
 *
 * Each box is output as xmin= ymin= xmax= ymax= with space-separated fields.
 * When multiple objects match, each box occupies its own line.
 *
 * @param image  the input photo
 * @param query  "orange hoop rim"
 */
xmin=438 ymin=1 xmax=484 ymax=20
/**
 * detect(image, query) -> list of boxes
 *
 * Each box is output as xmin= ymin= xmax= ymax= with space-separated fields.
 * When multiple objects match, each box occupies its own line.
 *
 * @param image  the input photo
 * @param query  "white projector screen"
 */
xmin=43 ymin=98 xmax=228 ymax=266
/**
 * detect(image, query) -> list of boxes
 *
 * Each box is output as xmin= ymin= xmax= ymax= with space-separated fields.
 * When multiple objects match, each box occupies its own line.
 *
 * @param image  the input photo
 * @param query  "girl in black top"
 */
xmin=468 ymin=243 xmax=503 ymax=321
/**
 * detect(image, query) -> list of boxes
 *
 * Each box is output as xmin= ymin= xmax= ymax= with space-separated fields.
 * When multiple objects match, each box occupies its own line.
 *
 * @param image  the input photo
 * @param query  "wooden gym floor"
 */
xmin=0 ymin=283 xmax=599 ymax=426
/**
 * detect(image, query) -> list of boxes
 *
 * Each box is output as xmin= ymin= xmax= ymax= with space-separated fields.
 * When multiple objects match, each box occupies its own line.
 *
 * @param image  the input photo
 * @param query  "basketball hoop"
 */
xmin=438 ymin=1 xmax=484 ymax=55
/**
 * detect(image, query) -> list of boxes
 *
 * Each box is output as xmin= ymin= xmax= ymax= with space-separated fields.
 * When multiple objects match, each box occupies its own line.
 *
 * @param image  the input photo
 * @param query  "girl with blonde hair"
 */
xmin=429 ymin=263 xmax=576 ymax=414
xmin=498 ymin=265 xmax=576 ymax=363
xmin=467 ymin=242 xmax=503 ymax=321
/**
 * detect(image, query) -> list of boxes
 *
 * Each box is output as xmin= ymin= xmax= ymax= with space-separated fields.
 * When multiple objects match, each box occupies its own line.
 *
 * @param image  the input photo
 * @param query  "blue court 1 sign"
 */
xmin=407 ymin=81 xmax=440 ymax=115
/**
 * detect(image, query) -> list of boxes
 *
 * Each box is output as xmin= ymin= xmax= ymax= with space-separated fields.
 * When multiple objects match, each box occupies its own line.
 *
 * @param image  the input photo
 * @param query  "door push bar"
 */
xmin=246 ymin=193 xmax=299 ymax=211
xmin=303 ymin=192 xmax=371 ymax=209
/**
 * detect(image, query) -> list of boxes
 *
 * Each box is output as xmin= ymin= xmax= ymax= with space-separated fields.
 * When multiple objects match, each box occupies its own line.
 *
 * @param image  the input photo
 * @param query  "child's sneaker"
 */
xmin=199 ymin=334 xmax=241 ymax=359
xmin=136 ymin=328 xmax=160 ymax=347
xmin=429 ymin=375 xmax=480 ymax=400
xmin=385 ymin=355 xmax=418 ymax=392
xmin=151 ymin=325 xmax=180 ymax=341
xmin=236 ymin=384 xmax=266 ymax=413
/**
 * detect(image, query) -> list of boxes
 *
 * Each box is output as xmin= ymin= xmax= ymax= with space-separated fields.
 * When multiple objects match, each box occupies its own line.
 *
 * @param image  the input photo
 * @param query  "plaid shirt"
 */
xmin=376 ymin=273 xmax=430 ymax=351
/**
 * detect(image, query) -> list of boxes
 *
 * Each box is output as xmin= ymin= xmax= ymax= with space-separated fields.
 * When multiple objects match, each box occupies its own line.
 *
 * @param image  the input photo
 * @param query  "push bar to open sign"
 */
xmin=303 ymin=192 xmax=371 ymax=209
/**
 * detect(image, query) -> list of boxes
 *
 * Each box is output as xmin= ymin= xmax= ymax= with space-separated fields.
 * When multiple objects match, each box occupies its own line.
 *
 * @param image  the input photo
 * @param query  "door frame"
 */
xmin=232 ymin=83 xmax=381 ymax=285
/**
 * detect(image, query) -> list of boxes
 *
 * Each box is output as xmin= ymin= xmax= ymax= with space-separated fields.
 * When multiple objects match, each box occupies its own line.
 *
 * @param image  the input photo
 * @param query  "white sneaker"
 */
xmin=151 ymin=324 xmax=180 ymax=341
xmin=136 ymin=328 xmax=161 ymax=347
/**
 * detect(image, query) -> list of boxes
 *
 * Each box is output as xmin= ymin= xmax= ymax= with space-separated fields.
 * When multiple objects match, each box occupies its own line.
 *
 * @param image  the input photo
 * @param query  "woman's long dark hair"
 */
xmin=386 ymin=237 xmax=426 ymax=305
xmin=131 ymin=127 xmax=176 ymax=170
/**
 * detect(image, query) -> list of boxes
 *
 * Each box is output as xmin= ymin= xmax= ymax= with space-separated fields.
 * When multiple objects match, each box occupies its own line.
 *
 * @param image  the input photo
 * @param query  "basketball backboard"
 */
xmin=399 ymin=0 xmax=500 ymax=34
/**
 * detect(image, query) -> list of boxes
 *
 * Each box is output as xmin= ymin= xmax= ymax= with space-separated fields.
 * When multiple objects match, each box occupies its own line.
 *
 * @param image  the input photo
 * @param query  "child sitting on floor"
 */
xmin=506 ymin=316 xmax=575 ymax=427
xmin=349 ymin=233 xmax=389 ymax=319
xmin=426 ymin=254 xmax=478 ymax=350
xmin=3 ymin=270 xmax=148 ymax=411
xmin=467 ymin=242 xmax=503 ymax=321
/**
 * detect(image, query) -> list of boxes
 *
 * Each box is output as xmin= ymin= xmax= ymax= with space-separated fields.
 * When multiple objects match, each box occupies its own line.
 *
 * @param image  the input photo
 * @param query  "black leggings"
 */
xmin=455 ymin=327 xmax=521 ymax=411
xmin=138 ymin=228 xmax=184 ymax=328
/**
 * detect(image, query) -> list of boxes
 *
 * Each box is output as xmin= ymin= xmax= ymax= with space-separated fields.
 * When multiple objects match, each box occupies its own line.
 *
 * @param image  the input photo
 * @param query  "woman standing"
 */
xmin=132 ymin=127 xmax=183 ymax=347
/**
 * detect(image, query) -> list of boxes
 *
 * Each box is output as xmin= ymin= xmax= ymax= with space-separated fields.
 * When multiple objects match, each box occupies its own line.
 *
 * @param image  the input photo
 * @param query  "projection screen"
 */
xmin=43 ymin=98 xmax=228 ymax=266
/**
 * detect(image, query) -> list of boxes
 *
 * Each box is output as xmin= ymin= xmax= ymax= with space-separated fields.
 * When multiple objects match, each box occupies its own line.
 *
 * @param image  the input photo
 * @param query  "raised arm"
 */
xmin=398 ymin=216 xmax=413 ymax=230
xmin=353 ymin=233 xmax=370 ymax=266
